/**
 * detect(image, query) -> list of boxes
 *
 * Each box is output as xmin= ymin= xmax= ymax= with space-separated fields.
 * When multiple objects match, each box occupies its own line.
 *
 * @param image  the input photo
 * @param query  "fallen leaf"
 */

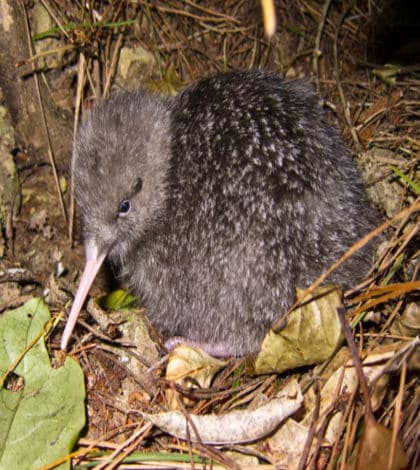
xmin=166 ymin=344 xmax=227 ymax=408
xmin=0 ymin=298 xmax=85 ymax=470
xmin=357 ymin=89 xmax=401 ymax=143
xmin=391 ymin=301 xmax=420 ymax=337
xmin=267 ymin=418 xmax=314 ymax=469
xmin=254 ymin=285 xmax=344 ymax=374
xmin=97 ymin=288 xmax=137 ymax=310
xmin=303 ymin=345 xmax=415 ymax=445
xmin=143 ymin=379 xmax=303 ymax=444
xmin=346 ymin=415 xmax=408 ymax=470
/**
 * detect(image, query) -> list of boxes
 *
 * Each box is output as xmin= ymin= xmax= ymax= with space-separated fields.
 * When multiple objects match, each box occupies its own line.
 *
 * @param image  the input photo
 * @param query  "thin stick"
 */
xmin=297 ymin=378 xmax=320 ymax=470
xmin=260 ymin=0 xmax=277 ymax=38
xmin=69 ymin=53 xmax=87 ymax=244
xmin=39 ymin=0 xmax=70 ymax=39
xmin=333 ymin=1 xmax=362 ymax=150
xmin=95 ymin=423 xmax=153 ymax=470
xmin=20 ymin=0 xmax=67 ymax=223
xmin=103 ymin=33 xmax=123 ymax=99
xmin=336 ymin=306 xmax=372 ymax=417
xmin=312 ymin=0 xmax=333 ymax=94
xmin=387 ymin=359 xmax=407 ymax=470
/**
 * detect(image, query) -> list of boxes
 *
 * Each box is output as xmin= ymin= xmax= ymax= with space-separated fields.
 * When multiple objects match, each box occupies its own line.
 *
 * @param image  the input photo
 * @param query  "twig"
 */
xmin=184 ymin=0 xmax=240 ymax=22
xmin=144 ymin=2 xmax=165 ymax=82
xmin=93 ymin=422 xmax=153 ymax=470
xmin=327 ymin=383 xmax=358 ymax=469
xmin=336 ymin=306 xmax=372 ymax=417
xmin=333 ymin=1 xmax=362 ymax=150
xmin=260 ymin=0 xmax=277 ymax=38
xmin=39 ymin=0 xmax=70 ymax=39
xmin=388 ymin=360 xmax=407 ymax=470
xmin=16 ymin=44 xmax=75 ymax=66
xmin=297 ymin=378 xmax=320 ymax=470
xmin=103 ymin=32 xmax=123 ymax=99
xmin=312 ymin=0 xmax=333 ymax=94
xmin=69 ymin=53 xmax=86 ymax=243
xmin=146 ymin=2 xmax=238 ymax=24
xmin=20 ymin=0 xmax=68 ymax=223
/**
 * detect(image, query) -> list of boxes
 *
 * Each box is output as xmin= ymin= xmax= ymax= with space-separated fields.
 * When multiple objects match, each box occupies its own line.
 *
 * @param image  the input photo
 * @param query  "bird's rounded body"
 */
xmin=70 ymin=70 xmax=378 ymax=356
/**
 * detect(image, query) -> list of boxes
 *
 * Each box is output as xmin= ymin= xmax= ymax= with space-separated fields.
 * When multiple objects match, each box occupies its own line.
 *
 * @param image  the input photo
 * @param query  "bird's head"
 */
xmin=61 ymin=91 xmax=172 ymax=350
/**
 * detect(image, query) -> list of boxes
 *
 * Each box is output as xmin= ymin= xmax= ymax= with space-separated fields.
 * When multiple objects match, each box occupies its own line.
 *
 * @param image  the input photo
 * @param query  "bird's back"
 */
xmin=121 ymin=71 xmax=378 ymax=356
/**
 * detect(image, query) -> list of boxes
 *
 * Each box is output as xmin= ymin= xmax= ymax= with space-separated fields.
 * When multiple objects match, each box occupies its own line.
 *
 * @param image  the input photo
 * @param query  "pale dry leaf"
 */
xmin=267 ymin=419 xmax=313 ymax=470
xmin=390 ymin=301 xmax=420 ymax=337
xmin=143 ymin=378 xmax=303 ymax=444
xmin=166 ymin=344 xmax=227 ymax=386
xmin=266 ymin=348 xmax=408 ymax=468
xmin=165 ymin=344 xmax=227 ymax=408
xmin=304 ymin=347 xmax=408 ymax=444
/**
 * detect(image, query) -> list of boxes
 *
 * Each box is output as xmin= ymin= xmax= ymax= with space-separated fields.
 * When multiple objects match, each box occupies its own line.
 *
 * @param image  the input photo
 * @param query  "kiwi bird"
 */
xmin=61 ymin=70 xmax=378 ymax=356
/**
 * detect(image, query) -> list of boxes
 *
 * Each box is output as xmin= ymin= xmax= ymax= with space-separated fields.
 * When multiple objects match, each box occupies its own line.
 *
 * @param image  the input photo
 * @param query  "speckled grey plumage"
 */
xmin=73 ymin=70 xmax=378 ymax=356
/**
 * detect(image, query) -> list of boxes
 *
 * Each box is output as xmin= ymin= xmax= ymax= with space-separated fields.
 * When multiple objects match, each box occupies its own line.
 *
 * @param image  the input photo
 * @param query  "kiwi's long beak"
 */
xmin=60 ymin=240 xmax=107 ymax=350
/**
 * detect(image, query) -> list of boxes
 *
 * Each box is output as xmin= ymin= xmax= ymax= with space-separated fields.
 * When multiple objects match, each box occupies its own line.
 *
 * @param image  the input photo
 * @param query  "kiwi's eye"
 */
xmin=119 ymin=199 xmax=131 ymax=216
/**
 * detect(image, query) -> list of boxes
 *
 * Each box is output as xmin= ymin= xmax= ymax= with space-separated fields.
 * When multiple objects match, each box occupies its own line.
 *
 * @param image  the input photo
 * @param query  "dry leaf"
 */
xmin=165 ymin=344 xmax=227 ymax=408
xmin=357 ymin=90 xmax=401 ymax=143
xmin=254 ymin=285 xmax=343 ymax=374
xmin=143 ymin=379 xmax=303 ymax=444
xmin=346 ymin=415 xmax=408 ymax=470
xmin=304 ymin=347 xmax=410 ymax=445
xmin=304 ymin=349 xmax=394 ymax=418
xmin=267 ymin=419 xmax=315 ymax=469
xmin=391 ymin=301 xmax=420 ymax=337
xmin=267 ymin=347 xmax=411 ymax=467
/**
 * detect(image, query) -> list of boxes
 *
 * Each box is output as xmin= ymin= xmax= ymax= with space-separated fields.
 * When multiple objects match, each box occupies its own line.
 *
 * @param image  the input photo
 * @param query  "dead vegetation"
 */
xmin=0 ymin=0 xmax=419 ymax=468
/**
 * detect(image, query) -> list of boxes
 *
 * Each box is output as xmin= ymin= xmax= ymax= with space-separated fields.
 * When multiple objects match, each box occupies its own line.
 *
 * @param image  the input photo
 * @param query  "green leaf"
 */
xmin=0 ymin=298 xmax=85 ymax=470
xmin=96 ymin=289 xmax=137 ymax=310
xmin=372 ymin=64 xmax=401 ymax=86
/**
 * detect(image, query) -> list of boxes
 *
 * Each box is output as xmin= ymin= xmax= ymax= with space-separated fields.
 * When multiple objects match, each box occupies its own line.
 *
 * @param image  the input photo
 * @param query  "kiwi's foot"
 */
xmin=164 ymin=336 xmax=238 ymax=358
